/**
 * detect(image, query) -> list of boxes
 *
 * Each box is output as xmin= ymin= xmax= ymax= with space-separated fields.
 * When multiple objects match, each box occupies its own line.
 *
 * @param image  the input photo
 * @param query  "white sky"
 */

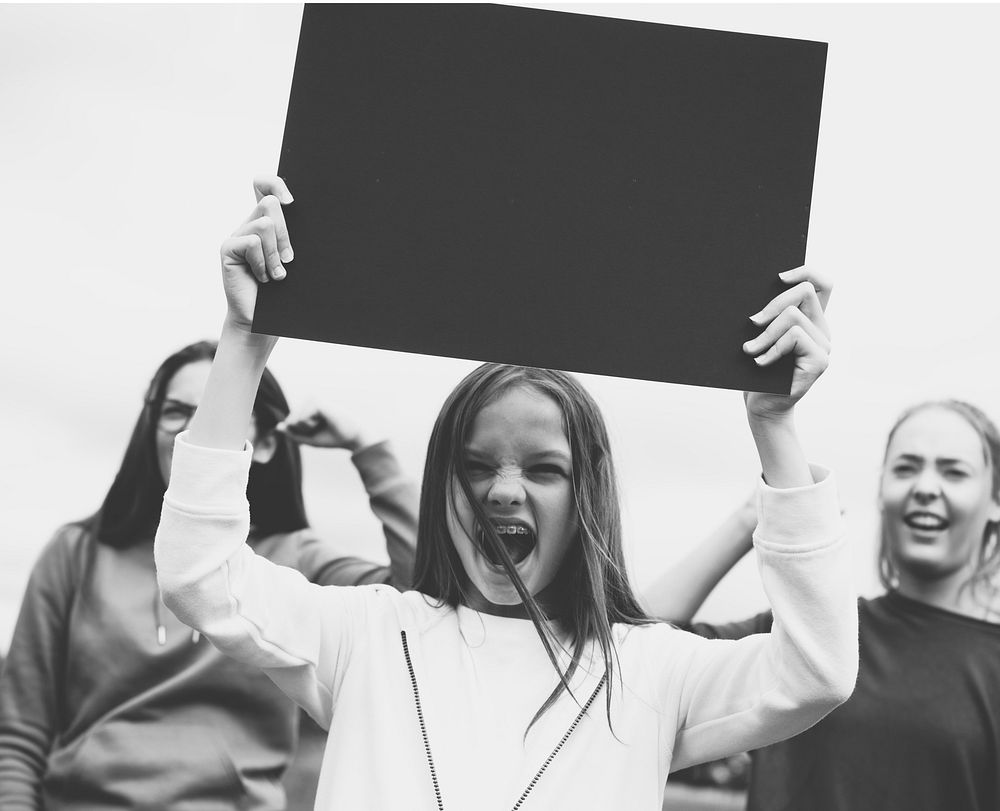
xmin=2 ymin=3 xmax=999 ymax=652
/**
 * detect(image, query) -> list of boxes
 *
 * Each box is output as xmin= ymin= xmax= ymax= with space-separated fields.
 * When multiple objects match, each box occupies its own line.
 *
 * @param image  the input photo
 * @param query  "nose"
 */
xmin=912 ymin=468 xmax=942 ymax=504
xmin=487 ymin=472 xmax=526 ymax=507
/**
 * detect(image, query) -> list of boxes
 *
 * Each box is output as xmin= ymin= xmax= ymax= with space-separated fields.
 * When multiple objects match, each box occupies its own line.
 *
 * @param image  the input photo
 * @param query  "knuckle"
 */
xmin=782 ymin=304 xmax=802 ymax=322
xmin=252 ymin=215 xmax=273 ymax=231
xmin=252 ymin=174 xmax=277 ymax=191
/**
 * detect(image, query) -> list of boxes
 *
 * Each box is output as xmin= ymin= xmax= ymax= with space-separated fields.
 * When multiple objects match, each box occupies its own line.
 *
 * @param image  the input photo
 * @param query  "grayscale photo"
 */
xmin=1 ymin=4 xmax=998 ymax=810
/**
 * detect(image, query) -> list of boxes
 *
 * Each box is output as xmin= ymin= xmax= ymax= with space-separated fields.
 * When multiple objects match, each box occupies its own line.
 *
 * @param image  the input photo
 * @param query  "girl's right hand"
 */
xmin=219 ymin=175 xmax=295 ymax=331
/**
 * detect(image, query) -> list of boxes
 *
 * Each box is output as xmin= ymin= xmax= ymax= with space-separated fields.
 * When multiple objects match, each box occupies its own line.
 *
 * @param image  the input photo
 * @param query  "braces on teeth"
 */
xmin=495 ymin=525 xmax=530 ymax=535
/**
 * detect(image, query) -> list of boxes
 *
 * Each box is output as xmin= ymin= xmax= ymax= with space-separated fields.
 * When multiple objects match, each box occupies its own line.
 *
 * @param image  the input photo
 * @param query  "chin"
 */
xmin=894 ymin=550 xmax=960 ymax=582
xmin=472 ymin=576 xmax=526 ymax=606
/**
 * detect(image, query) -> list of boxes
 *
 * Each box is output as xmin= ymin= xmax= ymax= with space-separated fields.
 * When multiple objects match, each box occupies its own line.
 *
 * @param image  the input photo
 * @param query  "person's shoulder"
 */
xmin=317 ymin=583 xmax=445 ymax=626
xmin=614 ymin=619 xmax=689 ymax=650
xmin=21 ymin=521 xmax=94 ymax=594
xmin=38 ymin=521 xmax=94 ymax=564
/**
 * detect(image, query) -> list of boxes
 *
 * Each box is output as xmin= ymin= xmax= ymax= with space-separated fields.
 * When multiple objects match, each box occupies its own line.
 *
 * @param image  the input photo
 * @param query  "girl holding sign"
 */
xmin=153 ymin=176 xmax=857 ymax=810
xmin=651 ymin=400 xmax=1000 ymax=811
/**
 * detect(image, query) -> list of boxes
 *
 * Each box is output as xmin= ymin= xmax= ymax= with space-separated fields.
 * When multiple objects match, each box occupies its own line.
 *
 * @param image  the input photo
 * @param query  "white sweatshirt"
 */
xmin=155 ymin=433 xmax=857 ymax=811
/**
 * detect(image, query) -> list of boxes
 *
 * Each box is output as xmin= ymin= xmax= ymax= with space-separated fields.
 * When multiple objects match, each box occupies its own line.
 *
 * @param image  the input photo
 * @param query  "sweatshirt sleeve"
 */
xmin=154 ymin=432 xmax=391 ymax=728
xmin=0 ymin=527 xmax=81 ymax=810
xmin=663 ymin=466 xmax=858 ymax=771
xmin=297 ymin=441 xmax=418 ymax=589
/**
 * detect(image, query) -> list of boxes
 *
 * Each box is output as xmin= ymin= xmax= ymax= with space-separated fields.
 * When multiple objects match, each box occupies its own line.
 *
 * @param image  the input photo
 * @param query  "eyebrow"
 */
xmin=893 ymin=453 xmax=974 ymax=467
xmin=463 ymin=447 xmax=572 ymax=465
xmin=161 ymin=398 xmax=197 ymax=408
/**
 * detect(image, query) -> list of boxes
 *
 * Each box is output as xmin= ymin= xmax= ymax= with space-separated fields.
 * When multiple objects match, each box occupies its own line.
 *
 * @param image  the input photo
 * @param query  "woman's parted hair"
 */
xmin=413 ymin=363 xmax=651 ymax=728
xmin=877 ymin=399 xmax=1000 ymax=607
xmin=85 ymin=340 xmax=308 ymax=547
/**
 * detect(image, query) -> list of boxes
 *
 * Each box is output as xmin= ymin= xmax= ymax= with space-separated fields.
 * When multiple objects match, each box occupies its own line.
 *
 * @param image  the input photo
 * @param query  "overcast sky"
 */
xmin=2 ymin=3 xmax=998 ymax=652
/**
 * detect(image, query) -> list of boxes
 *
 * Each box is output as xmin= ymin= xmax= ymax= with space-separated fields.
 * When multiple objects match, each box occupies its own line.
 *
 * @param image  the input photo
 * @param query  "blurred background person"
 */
xmin=650 ymin=400 xmax=1000 ymax=811
xmin=0 ymin=339 xmax=417 ymax=810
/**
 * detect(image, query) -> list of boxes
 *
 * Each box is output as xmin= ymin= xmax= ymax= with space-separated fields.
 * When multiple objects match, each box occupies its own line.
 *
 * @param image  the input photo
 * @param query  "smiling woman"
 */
xmin=878 ymin=401 xmax=1000 ymax=616
xmin=649 ymin=399 xmax=1000 ymax=810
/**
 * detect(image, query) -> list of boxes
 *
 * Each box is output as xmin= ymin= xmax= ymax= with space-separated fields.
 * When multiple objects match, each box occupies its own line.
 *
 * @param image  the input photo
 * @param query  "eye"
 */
xmin=891 ymin=464 xmax=916 ymax=476
xmin=463 ymin=460 xmax=493 ymax=479
xmin=529 ymin=464 xmax=568 ymax=478
xmin=943 ymin=468 xmax=969 ymax=480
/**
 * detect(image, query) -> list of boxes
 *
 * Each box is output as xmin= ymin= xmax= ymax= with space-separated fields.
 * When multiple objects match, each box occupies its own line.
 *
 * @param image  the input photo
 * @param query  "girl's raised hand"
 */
xmin=219 ymin=175 xmax=295 ymax=331
xmin=742 ymin=266 xmax=832 ymax=420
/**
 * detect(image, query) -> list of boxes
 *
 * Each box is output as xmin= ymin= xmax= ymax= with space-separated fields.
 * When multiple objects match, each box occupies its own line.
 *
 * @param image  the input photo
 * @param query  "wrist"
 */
xmin=220 ymin=318 xmax=279 ymax=354
xmin=746 ymin=406 xmax=796 ymax=432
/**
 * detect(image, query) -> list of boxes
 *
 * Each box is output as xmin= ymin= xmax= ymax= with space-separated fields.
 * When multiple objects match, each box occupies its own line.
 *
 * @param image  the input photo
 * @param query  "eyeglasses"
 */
xmin=156 ymin=399 xmax=198 ymax=434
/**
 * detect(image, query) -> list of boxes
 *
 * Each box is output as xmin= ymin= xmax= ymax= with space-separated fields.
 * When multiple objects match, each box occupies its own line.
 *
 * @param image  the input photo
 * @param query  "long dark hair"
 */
xmin=86 ymin=340 xmax=308 ymax=547
xmin=413 ymin=364 xmax=651 ymax=729
xmin=878 ymin=399 xmax=1000 ymax=609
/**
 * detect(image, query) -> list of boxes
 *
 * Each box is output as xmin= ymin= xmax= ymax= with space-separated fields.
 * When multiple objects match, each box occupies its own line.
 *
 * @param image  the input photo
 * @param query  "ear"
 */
xmin=251 ymin=431 xmax=278 ymax=465
xmin=988 ymin=498 xmax=1000 ymax=524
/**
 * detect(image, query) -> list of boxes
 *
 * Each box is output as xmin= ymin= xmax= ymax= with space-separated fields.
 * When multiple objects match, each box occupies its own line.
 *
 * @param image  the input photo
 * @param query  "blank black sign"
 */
xmin=254 ymin=4 xmax=827 ymax=393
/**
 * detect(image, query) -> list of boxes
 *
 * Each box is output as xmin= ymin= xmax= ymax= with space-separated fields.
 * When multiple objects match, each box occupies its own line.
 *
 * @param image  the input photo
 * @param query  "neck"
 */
xmin=462 ymin=580 xmax=571 ymax=621
xmin=895 ymin=564 xmax=989 ymax=619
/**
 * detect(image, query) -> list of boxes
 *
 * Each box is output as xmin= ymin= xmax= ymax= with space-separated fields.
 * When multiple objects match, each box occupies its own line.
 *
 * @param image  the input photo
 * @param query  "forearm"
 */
xmin=671 ymin=469 xmax=858 ymax=768
xmin=0 ymin=618 xmax=59 ymax=808
xmin=0 ymin=721 xmax=47 ymax=809
xmin=155 ymin=435 xmax=337 ymax=718
xmin=188 ymin=320 xmax=277 ymax=451
xmin=747 ymin=411 xmax=812 ymax=489
xmin=351 ymin=441 xmax=419 ymax=590
xmin=644 ymin=505 xmax=755 ymax=623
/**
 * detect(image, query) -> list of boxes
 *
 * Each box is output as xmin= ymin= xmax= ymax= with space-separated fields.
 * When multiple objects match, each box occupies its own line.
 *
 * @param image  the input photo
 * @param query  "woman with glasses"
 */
xmin=0 ymin=339 xmax=418 ymax=809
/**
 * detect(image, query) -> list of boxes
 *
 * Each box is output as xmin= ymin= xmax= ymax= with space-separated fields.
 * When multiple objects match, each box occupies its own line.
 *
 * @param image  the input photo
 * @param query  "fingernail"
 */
xmin=280 ymin=248 xmax=294 ymax=263
xmin=778 ymin=269 xmax=793 ymax=279
xmin=753 ymin=355 xmax=766 ymax=366
xmin=742 ymin=340 xmax=755 ymax=353
xmin=274 ymin=267 xmax=286 ymax=280
xmin=748 ymin=312 xmax=765 ymax=325
xmin=281 ymin=192 xmax=294 ymax=204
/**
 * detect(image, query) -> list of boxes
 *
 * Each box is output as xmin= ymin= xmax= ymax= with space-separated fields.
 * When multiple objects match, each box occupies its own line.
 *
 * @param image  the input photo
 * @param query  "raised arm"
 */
xmin=186 ymin=175 xmax=294 ymax=452
xmin=659 ymin=268 xmax=857 ymax=769
xmin=643 ymin=492 xmax=755 ymax=623
xmin=741 ymin=266 xmax=832 ymax=488
xmin=155 ymin=177 xmax=378 ymax=726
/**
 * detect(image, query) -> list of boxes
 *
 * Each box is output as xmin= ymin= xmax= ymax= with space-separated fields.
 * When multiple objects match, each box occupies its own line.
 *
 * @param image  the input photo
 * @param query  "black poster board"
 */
xmin=254 ymin=4 xmax=827 ymax=393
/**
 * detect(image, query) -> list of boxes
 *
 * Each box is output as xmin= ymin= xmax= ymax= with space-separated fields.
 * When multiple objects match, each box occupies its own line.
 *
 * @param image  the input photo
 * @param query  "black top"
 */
xmin=686 ymin=592 xmax=1000 ymax=811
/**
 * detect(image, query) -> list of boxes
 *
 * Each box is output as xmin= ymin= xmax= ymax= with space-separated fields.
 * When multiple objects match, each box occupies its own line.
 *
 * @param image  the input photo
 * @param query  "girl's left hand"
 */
xmin=742 ymin=266 xmax=832 ymax=421
xmin=277 ymin=407 xmax=369 ymax=453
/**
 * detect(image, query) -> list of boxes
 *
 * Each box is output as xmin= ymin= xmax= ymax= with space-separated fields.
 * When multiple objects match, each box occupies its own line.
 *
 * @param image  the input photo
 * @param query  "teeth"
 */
xmin=495 ymin=525 xmax=530 ymax=535
xmin=907 ymin=514 xmax=946 ymax=529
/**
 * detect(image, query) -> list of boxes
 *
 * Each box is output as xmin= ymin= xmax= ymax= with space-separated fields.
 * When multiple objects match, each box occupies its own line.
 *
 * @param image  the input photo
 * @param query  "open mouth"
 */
xmin=903 ymin=512 xmax=949 ymax=532
xmin=477 ymin=520 xmax=537 ymax=567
